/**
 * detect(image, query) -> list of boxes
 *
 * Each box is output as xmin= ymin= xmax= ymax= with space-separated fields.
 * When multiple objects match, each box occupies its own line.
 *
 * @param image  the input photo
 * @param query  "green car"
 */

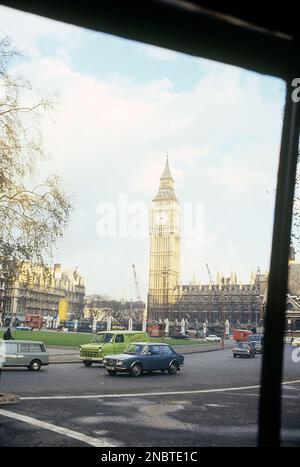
xmin=79 ymin=330 xmax=150 ymax=366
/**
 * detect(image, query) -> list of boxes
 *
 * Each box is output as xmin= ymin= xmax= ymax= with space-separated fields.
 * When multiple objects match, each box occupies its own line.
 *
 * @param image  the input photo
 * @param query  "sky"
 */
xmin=0 ymin=5 xmax=286 ymax=300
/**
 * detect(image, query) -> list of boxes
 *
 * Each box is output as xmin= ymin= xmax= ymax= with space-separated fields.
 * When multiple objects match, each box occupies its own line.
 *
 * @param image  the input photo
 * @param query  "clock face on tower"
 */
xmin=154 ymin=210 xmax=168 ymax=226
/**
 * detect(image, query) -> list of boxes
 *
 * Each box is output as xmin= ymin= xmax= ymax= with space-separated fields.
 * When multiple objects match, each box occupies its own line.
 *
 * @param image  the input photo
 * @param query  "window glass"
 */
xmin=115 ymin=335 xmax=124 ymax=343
xmin=0 ymin=3 xmax=290 ymax=447
xmin=160 ymin=346 xmax=173 ymax=357
xmin=149 ymin=345 xmax=160 ymax=354
xmin=5 ymin=343 xmax=18 ymax=354
xmin=19 ymin=344 xmax=30 ymax=352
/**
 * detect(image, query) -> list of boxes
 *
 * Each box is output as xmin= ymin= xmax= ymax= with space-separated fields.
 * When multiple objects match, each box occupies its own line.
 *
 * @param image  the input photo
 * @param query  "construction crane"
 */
xmin=131 ymin=264 xmax=142 ymax=301
xmin=206 ymin=263 xmax=215 ymax=285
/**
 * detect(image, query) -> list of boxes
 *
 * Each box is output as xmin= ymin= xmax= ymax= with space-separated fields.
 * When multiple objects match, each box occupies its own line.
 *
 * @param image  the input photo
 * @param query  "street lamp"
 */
xmin=220 ymin=297 xmax=225 ymax=349
xmin=255 ymin=303 xmax=258 ymax=325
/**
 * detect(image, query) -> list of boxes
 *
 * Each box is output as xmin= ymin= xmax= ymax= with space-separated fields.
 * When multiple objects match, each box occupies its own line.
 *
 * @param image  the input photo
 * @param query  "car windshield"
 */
xmin=91 ymin=333 xmax=114 ymax=344
xmin=238 ymin=343 xmax=249 ymax=348
xmin=124 ymin=344 xmax=149 ymax=355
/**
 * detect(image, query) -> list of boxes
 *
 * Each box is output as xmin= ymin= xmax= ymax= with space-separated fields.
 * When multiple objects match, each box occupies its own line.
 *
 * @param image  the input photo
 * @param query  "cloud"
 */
xmin=139 ymin=43 xmax=178 ymax=62
xmin=0 ymin=5 xmax=86 ymax=59
xmin=0 ymin=9 xmax=284 ymax=297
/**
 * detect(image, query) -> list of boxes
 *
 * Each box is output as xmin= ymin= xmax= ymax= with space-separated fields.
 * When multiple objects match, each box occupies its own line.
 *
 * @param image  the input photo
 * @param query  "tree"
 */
xmin=85 ymin=295 xmax=112 ymax=322
xmin=291 ymin=149 xmax=300 ymax=253
xmin=85 ymin=295 xmax=145 ymax=326
xmin=0 ymin=37 xmax=72 ymax=316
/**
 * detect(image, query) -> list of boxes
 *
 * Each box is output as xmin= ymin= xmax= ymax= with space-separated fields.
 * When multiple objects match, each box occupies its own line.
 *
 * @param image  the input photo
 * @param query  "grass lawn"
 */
xmin=0 ymin=330 xmax=216 ymax=347
xmin=0 ymin=329 xmax=92 ymax=347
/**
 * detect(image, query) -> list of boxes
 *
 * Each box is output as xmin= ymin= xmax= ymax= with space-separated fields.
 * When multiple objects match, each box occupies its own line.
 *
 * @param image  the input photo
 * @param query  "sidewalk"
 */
xmin=47 ymin=342 xmax=233 ymax=364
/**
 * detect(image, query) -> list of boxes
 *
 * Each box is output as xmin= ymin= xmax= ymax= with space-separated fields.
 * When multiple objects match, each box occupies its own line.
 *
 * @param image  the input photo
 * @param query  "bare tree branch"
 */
xmin=0 ymin=36 xmax=72 ymax=283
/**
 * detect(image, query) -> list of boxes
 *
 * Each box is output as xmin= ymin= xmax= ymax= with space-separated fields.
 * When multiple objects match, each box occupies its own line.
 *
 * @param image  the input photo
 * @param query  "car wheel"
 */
xmin=168 ymin=361 xmax=179 ymax=375
xmin=107 ymin=369 xmax=116 ymax=376
xmin=83 ymin=360 xmax=93 ymax=367
xmin=28 ymin=359 xmax=41 ymax=371
xmin=131 ymin=363 xmax=143 ymax=376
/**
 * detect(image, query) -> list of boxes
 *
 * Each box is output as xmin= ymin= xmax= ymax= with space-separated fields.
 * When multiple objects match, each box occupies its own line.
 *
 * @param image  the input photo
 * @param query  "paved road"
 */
xmin=0 ymin=345 xmax=299 ymax=447
xmin=46 ymin=341 xmax=233 ymax=363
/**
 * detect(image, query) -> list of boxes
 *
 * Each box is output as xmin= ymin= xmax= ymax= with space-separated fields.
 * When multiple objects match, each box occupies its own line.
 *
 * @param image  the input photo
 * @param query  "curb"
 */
xmin=0 ymin=393 xmax=20 ymax=405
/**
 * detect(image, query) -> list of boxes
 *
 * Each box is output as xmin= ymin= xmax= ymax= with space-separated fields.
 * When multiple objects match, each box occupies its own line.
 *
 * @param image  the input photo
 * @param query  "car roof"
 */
xmin=0 ymin=339 xmax=45 ymax=344
xmin=128 ymin=342 xmax=170 ymax=346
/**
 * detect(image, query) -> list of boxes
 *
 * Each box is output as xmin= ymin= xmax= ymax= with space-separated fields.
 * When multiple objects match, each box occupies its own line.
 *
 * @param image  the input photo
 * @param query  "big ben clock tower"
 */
xmin=148 ymin=157 xmax=181 ymax=320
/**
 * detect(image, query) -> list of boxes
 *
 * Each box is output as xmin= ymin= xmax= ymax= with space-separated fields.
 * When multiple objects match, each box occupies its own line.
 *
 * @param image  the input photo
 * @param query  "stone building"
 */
xmin=1 ymin=262 xmax=85 ymax=323
xmin=172 ymin=269 xmax=268 ymax=325
xmin=147 ymin=157 xmax=181 ymax=320
xmin=147 ymin=158 xmax=269 ymax=326
xmin=285 ymin=245 xmax=300 ymax=333
xmin=288 ymin=244 xmax=300 ymax=296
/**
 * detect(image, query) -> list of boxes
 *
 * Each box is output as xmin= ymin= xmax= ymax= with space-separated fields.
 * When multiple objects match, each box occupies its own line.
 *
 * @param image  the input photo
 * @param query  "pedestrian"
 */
xmin=290 ymin=336 xmax=294 ymax=346
xmin=3 ymin=328 xmax=14 ymax=340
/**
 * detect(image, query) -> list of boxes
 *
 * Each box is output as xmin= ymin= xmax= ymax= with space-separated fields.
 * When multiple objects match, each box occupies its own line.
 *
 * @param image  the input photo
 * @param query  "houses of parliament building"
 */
xmin=147 ymin=157 xmax=268 ymax=325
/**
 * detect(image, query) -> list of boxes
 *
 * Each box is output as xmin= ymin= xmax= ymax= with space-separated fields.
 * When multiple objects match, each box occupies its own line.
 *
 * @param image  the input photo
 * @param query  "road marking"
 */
xmin=19 ymin=379 xmax=300 ymax=401
xmin=222 ymin=392 xmax=260 ymax=397
xmin=205 ymin=403 xmax=230 ymax=408
xmin=0 ymin=409 xmax=116 ymax=447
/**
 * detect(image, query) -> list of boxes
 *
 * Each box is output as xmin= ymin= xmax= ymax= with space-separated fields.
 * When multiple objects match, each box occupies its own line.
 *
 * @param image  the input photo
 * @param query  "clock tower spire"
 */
xmin=148 ymin=157 xmax=181 ymax=321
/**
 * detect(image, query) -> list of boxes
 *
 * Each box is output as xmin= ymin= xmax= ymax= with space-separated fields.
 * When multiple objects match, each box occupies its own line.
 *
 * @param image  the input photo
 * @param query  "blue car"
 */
xmin=103 ymin=342 xmax=184 ymax=376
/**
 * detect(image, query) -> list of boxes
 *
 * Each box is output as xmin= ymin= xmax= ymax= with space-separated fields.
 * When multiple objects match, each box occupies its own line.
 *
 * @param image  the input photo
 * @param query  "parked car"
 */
xmin=103 ymin=342 xmax=184 ymax=376
xmin=233 ymin=341 xmax=256 ymax=358
xmin=170 ymin=333 xmax=190 ymax=339
xmin=15 ymin=324 xmax=33 ymax=331
xmin=206 ymin=335 xmax=221 ymax=342
xmin=0 ymin=339 xmax=49 ymax=370
xmin=79 ymin=331 xmax=150 ymax=366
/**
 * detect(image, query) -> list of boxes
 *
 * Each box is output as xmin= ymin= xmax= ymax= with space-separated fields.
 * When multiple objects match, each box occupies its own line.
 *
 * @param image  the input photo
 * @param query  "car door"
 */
xmin=113 ymin=334 xmax=125 ymax=354
xmin=145 ymin=345 xmax=163 ymax=370
xmin=159 ymin=345 xmax=174 ymax=369
xmin=4 ymin=342 xmax=19 ymax=366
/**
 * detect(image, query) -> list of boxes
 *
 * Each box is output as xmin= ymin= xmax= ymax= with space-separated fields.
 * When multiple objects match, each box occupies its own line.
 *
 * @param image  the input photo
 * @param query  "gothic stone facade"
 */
xmin=171 ymin=272 xmax=267 ymax=325
xmin=2 ymin=263 xmax=85 ymax=322
xmin=148 ymin=157 xmax=181 ymax=320
xmin=147 ymin=158 xmax=268 ymax=325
